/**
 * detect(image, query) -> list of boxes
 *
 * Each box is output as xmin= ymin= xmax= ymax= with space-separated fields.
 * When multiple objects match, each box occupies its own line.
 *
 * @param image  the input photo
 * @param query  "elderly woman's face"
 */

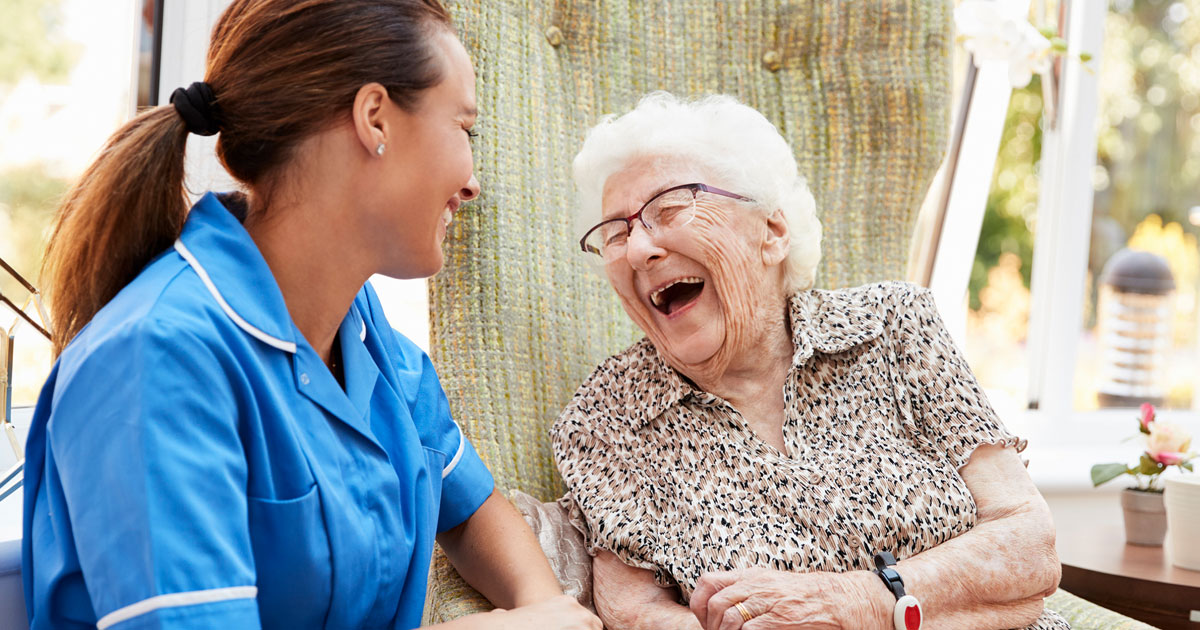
xmin=601 ymin=158 xmax=788 ymax=370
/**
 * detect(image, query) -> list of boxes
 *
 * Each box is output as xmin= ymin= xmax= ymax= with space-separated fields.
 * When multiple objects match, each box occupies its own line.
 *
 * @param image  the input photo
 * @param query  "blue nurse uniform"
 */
xmin=21 ymin=192 xmax=495 ymax=629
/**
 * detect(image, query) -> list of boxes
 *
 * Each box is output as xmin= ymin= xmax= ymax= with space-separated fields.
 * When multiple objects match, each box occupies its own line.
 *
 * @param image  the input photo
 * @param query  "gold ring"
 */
xmin=734 ymin=601 xmax=753 ymax=622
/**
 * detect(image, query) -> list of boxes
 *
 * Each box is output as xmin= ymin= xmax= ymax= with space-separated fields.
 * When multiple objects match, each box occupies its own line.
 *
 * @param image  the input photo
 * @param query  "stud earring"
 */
xmin=375 ymin=143 xmax=386 ymax=156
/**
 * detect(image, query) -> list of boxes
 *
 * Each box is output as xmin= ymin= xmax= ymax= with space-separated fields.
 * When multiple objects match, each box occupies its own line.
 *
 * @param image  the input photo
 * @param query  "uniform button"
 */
xmin=300 ymin=373 xmax=310 ymax=385
xmin=545 ymin=25 xmax=564 ymax=47
xmin=762 ymin=49 xmax=782 ymax=72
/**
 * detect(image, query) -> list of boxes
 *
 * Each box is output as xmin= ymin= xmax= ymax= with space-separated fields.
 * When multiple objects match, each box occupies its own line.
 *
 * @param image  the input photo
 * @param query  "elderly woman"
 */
xmin=551 ymin=93 xmax=1065 ymax=630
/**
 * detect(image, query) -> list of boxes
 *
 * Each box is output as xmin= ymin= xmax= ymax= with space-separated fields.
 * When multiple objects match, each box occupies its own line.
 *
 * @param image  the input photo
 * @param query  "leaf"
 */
xmin=1184 ymin=462 xmax=1194 ymax=472
xmin=1080 ymin=52 xmax=1094 ymax=63
xmin=1139 ymin=454 xmax=1166 ymax=476
xmin=1091 ymin=463 xmax=1128 ymax=487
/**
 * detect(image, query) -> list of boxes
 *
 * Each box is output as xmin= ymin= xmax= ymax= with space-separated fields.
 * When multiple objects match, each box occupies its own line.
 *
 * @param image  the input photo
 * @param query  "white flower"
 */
xmin=1145 ymin=420 xmax=1193 ymax=465
xmin=955 ymin=0 xmax=1053 ymax=88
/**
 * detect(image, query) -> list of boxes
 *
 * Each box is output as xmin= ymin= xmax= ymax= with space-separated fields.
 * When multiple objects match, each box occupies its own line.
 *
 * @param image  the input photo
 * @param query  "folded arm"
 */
xmin=690 ymin=444 xmax=1059 ymax=630
xmin=876 ymin=443 xmax=1061 ymax=629
xmin=591 ymin=549 xmax=700 ymax=630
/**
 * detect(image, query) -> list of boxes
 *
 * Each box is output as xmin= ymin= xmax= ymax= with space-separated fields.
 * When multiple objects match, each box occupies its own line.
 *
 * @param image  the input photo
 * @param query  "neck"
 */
xmin=244 ymin=192 xmax=370 ymax=366
xmin=691 ymin=295 xmax=793 ymax=405
xmin=678 ymin=291 xmax=793 ymax=451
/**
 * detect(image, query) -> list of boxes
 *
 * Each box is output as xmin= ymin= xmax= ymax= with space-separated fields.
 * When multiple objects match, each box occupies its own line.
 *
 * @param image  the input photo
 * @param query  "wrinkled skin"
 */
xmin=601 ymin=157 xmax=792 ymax=399
xmin=592 ymin=159 xmax=1060 ymax=630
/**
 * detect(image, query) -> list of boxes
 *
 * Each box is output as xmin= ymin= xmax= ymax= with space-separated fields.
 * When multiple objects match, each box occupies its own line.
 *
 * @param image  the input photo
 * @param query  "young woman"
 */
xmin=22 ymin=2 xmax=600 ymax=629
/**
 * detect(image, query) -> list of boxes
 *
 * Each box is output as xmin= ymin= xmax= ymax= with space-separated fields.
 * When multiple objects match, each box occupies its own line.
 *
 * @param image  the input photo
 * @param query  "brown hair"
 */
xmin=41 ymin=0 xmax=452 ymax=354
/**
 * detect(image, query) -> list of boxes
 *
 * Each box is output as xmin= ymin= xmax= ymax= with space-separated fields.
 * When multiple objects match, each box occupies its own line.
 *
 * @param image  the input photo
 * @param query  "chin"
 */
xmin=382 ymin=251 xmax=444 ymax=280
xmin=657 ymin=328 xmax=722 ymax=365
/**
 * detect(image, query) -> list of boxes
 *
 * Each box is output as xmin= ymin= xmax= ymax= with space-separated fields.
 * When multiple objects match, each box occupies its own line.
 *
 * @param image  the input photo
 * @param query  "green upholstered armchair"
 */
xmin=424 ymin=1 xmax=1156 ymax=628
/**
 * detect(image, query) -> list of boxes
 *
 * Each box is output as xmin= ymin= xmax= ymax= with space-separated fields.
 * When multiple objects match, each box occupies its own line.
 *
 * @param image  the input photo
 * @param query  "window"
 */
xmin=1 ymin=0 xmax=139 ymax=407
xmin=1073 ymin=0 xmax=1200 ymax=412
xmin=926 ymin=1 xmax=1200 ymax=490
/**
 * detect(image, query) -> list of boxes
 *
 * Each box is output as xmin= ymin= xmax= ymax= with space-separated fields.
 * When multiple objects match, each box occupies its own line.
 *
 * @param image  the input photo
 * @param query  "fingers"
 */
xmin=698 ymin=576 xmax=755 ymax=630
xmin=713 ymin=592 xmax=762 ymax=630
xmin=690 ymin=570 xmax=740 ymax=627
xmin=717 ymin=599 xmax=755 ymax=630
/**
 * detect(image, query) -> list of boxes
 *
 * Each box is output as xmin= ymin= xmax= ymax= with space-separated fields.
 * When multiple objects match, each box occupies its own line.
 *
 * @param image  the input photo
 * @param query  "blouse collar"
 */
xmin=621 ymin=288 xmax=885 ymax=431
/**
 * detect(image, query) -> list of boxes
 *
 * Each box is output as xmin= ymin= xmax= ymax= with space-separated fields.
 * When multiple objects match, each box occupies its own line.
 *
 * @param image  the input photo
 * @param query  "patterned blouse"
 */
xmin=551 ymin=282 xmax=1068 ymax=630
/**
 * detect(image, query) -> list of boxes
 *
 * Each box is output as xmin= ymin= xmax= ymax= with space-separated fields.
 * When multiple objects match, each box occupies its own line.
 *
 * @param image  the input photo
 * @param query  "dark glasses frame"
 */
xmin=579 ymin=182 xmax=754 ymax=256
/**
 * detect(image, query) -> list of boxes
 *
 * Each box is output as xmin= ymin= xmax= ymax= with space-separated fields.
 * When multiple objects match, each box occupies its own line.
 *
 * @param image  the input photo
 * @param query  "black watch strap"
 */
xmin=871 ymin=551 xmax=924 ymax=630
xmin=873 ymin=551 xmax=907 ymax=600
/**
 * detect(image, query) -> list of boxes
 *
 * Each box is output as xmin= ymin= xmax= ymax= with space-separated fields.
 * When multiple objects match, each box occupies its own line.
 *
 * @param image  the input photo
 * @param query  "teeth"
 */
xmin=650 ymin=276 xmax=704 ymax=306
xmin=442 ymin=208 xmax=453 ymax=227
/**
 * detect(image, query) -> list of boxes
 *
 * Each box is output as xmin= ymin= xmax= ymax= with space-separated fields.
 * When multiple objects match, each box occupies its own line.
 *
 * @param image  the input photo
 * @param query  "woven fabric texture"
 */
xmin=426 ymin=0 xmax=953 ymax=623
xmin=1045 ymin=590 xmax=1162 ymax=630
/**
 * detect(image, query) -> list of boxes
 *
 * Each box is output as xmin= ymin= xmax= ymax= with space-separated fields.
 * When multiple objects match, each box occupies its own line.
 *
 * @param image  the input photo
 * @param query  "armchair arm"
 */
xmin=1045 ymin=589 xmax=1159 ymax=630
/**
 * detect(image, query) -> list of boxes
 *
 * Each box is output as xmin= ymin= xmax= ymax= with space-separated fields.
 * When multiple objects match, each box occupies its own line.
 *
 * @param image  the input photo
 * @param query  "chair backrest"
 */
xmin=431 ymin=0 xmax=951 ymax=499
xmin=426 ymin=0 xmax=951 ymax=620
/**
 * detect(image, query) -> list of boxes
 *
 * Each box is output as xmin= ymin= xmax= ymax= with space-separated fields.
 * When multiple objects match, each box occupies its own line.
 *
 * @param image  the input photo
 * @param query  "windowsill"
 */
xmin=999 ymin=406 xmax=1200 ymax=496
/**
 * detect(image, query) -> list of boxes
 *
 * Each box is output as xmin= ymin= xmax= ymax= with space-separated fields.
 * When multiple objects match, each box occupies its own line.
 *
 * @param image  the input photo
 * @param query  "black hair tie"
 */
xmin=170 ymin=81 xmax=221 ymax=136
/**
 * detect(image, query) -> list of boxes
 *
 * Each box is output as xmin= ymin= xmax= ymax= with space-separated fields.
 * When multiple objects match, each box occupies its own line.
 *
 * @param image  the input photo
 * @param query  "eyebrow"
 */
xmin=642 ymin=183 xmax=677 ymax=202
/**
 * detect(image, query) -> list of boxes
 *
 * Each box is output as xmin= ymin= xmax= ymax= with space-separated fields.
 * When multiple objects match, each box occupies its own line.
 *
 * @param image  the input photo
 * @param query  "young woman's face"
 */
xmin=371 ymin=30 xmax=480 ymax=279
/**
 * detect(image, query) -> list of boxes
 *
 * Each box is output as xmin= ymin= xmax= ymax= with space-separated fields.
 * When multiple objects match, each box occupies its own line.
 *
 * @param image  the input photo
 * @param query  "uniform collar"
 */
xmin=619 ymin=288 xmax=884 ymax=431
xmin=173 ymin=192 xmax=299 ymax=353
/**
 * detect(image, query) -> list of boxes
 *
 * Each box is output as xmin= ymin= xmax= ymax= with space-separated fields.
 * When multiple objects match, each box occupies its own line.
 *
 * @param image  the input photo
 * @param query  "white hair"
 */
xmin=572 ymin=92 xmax=822 ymax=292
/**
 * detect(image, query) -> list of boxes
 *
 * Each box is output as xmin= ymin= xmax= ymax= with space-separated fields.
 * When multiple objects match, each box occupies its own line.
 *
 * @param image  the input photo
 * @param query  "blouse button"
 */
xmin=300 ymin=373 xmax=311 ymax=385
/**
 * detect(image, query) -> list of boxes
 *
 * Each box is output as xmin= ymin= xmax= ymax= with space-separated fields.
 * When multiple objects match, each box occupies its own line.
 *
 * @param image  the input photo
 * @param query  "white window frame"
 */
xmin=923 ymin=0 xmax=1200 ymax=492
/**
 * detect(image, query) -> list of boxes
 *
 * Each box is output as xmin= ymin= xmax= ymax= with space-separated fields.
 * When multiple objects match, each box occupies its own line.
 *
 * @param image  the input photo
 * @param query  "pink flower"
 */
xmin=1139 ymin=403 xmax=1156 ymax=432
xmin=1150 ymin=451 xmax=1187 ymax=466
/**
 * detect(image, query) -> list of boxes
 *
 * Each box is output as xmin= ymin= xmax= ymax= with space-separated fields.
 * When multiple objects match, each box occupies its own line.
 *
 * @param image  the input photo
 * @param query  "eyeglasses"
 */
xmin=579 ymin=183 xmax=754 ymax=258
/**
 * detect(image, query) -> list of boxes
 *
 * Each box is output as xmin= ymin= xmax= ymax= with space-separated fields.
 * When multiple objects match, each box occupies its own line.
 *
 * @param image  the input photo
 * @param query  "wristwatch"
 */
xmin=872 ymin=552 xmax=923 ymax=630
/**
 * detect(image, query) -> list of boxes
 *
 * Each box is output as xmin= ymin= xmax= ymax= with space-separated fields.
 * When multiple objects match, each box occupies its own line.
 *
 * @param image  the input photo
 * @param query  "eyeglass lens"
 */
xmin=589 ymin=188 xmax=697 ymax=255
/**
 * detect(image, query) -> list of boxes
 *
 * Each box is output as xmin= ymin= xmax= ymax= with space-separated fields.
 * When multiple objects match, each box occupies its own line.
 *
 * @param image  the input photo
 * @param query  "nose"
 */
xmin=460 ymin=174 xmax=481 ymax=201
xmin=624 ymin=221 xmax=665 ymax=270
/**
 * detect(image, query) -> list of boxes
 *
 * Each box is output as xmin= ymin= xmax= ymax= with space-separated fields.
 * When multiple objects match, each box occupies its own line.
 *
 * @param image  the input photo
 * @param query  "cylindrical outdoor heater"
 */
xmin=1096 ymin=249 xmax=1176 ymax=408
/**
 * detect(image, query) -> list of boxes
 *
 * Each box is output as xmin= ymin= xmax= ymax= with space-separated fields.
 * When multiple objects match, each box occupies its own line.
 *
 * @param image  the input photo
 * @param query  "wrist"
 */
xmin=509 ymin=583 xmax=562 ymax=608
xmin=848 ymin=570 xmax=898 ymax=630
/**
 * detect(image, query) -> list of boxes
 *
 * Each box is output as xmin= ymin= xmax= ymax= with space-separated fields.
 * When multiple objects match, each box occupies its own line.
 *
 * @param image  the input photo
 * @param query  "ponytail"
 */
xmin=42 ymin=0 xmax=453 ymax=356
xmin=42 ymin=107 xmax=189 ymax=355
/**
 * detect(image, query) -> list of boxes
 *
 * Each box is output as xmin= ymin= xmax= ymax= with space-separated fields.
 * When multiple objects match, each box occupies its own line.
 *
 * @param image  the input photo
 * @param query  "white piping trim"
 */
xmin=96 ymin=586 xmax=257 ymax=629
xmin=359 ymin=318 xmax=367 ymax=341
xmin=174 ymin=240 xmax=297 ymax=354
xmin=442 ymin=420 xmax=466 ymax=479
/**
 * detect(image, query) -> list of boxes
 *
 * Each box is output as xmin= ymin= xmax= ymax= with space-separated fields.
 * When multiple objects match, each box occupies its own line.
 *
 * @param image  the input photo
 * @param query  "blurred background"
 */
xmin=964 ymin=0 xmax=1200 ymax=414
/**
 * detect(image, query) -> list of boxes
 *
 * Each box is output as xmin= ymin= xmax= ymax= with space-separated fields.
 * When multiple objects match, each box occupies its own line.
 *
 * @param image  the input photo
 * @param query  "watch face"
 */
xmin=893 ymin=594 xmax=922 ymax=630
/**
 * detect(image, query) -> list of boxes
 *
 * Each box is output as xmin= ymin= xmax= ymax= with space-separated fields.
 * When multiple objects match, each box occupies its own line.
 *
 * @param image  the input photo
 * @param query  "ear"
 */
xmin=762 ymin=208 xmax=790 ymax=267
xmin=351 ymin=82 xmax=390 ymax=157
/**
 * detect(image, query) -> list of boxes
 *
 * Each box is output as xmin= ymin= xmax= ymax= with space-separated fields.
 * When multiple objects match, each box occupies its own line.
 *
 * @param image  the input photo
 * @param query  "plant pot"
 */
xmin=1121 ymin=488 xmax=1167 ymax=546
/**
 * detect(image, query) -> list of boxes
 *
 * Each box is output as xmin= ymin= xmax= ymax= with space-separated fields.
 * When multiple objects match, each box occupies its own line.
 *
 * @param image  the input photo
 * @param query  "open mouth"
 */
xmin=649 ymin=277 xmax=705 ymax=316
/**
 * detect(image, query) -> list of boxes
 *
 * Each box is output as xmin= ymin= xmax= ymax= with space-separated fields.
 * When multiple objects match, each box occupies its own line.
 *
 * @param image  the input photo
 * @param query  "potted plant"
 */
xmin=1090 ymin=403 xmax=1195 ymax=546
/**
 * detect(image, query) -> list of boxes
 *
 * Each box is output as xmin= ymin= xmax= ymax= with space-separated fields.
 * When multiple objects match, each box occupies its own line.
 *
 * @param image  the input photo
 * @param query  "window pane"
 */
xmin=1075 ymin=0 xmax=1200 ymax=411
xmin=0 ymin=0 xmax=136 ymax=407
xmin=964 ymin=74 xmax=1045 ymax=415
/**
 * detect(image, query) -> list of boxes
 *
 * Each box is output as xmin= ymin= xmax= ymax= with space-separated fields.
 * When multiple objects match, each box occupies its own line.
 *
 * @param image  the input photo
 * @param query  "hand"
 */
xmin=486 ymin=594 xmax=602 ymax=630
xmin=689 ymin=568 xmax=888 ymax=630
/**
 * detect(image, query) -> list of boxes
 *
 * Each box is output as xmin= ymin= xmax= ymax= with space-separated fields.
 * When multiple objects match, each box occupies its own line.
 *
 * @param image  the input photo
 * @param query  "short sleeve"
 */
xmin=550 ymin=410 xmax=671 ymax=587
xmin=389 ymin=330 xmax=494 ymax=532
xmin=891 ymin=286 xmax=1025 ymax=470
xmin=43 ymin=323 xmax=261 ymax=629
